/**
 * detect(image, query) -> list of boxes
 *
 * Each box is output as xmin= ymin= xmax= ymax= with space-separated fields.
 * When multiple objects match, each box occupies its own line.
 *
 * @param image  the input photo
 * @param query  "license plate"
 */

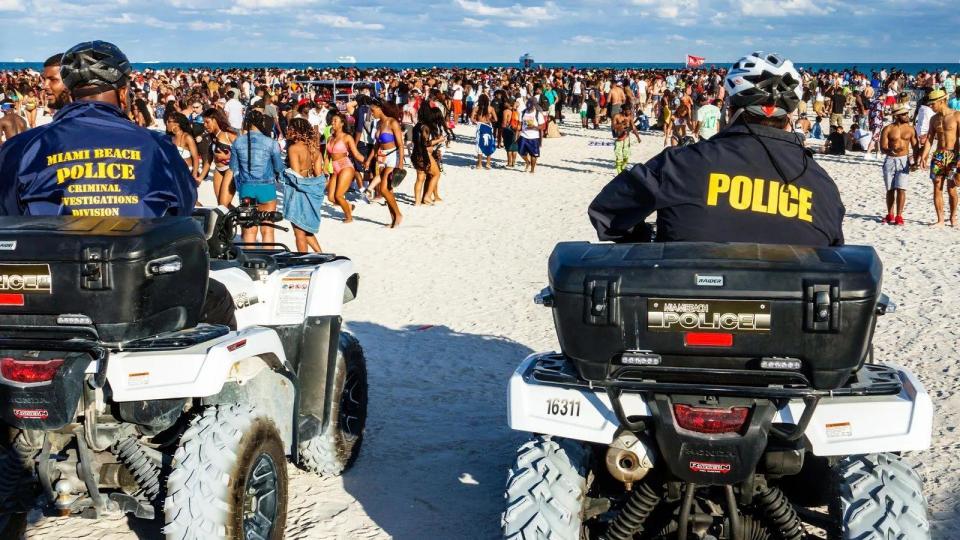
xmin=0 ymin=264 xmax=52 ymax=294
xmin=647 ymin=299 xmax=770 ymax=332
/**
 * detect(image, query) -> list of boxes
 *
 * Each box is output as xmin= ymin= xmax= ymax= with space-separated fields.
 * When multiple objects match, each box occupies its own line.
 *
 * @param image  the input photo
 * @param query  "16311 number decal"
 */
xmin=546 ymin=398 xmax=581 ymax=417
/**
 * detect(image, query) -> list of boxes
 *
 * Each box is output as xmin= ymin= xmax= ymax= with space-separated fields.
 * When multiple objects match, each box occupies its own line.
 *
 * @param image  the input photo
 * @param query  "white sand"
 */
xmin=24 ymin=122 xmax=960 ymax=539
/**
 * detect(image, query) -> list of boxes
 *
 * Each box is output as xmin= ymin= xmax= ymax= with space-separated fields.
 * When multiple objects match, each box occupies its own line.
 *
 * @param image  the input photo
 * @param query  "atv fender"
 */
xmin=508 ymin=353 xmax=932 ymax=456
xmin=212 ymin=259 xmax=358 ymax=329
xmin=103 ymin=327 xmax=290 ymax=402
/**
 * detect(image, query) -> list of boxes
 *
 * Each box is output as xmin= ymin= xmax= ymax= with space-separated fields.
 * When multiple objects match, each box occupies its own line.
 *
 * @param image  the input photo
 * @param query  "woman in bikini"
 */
xmin=365 ymin=100 xmax=405 ymax=228
xmin=23 ymin=90 xmax=39 ymax=128
xmin=165 ymin=112 xmax=202 ymax=183
xmin=201 ymin=108 xmax=239 ymax=205
xmin=421 ymin=106 xmax=447 ymax=205
xmin=284 ymin=118 xmax=326 ymax=253
xmin=325 ymin=113 xmax=364 ymax=223
xmin=412 ymin=105 xmax=445 ymax=205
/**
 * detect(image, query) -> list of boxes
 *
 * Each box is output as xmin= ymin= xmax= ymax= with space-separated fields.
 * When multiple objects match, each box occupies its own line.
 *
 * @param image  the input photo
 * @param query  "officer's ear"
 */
xmin=118 ymin=85 xmax=131 ymax=112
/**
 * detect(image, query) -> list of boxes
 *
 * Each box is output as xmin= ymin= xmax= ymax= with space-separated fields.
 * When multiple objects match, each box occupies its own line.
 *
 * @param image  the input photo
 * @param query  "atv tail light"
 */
xmin=0 ymin=294 xmax=24 ymax=306
xmin=1 ymin=358 xmax=64 ymax=384
xmin=684 ymin=332 xmax=733 ymax=347
xmin=673 ymin=404 xmax=750 ymax=434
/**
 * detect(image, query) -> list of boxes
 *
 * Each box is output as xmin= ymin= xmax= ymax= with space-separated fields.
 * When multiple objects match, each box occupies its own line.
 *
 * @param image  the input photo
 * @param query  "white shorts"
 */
xmin=378 ymin=148 xmax=398 ymax=169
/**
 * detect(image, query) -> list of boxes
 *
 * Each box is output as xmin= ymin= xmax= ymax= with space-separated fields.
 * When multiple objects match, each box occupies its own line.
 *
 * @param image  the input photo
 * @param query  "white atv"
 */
xmin=0 ymin=201 xmax=367 ymax=539
xmin=503 ymin=241 xmax=933 ymax=540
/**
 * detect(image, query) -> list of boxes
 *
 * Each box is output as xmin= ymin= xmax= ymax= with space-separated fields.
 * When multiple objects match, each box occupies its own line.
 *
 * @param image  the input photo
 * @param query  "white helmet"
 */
xmin=725 ymin=52 xmax=802 ymax=118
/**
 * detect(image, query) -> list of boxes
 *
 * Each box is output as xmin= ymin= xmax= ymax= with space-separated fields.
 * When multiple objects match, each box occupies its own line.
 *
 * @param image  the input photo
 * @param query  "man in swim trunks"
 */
xmin=920 ymin=89 xmax=960 ymax=226
xmin=611 ymin=103 xmax=641 ymax=173
xmin=880 ymin=103 xmax=918 ymax=225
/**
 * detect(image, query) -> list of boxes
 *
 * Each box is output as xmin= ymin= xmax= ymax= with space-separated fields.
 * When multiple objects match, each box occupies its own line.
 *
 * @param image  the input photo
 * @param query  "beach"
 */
xmin=15 ymin=119 xmax=960 ymax=539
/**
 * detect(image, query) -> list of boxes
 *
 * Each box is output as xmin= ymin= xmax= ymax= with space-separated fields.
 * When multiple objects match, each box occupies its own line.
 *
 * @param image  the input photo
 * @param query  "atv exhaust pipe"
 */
xmin=605 ymin=431 xmax=655 ymax=490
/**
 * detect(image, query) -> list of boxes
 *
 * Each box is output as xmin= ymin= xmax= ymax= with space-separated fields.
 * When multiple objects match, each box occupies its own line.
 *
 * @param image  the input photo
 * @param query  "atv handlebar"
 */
xmin=234 ymin=199 xmax=289 ymax=231
xmin=206 ymin=200 xmax=290 ymax=260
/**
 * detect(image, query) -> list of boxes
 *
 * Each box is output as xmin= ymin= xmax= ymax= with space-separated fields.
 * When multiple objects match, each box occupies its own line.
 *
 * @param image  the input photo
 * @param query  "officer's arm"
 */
xmin=588 ymin=160 xmax=663 ymax=242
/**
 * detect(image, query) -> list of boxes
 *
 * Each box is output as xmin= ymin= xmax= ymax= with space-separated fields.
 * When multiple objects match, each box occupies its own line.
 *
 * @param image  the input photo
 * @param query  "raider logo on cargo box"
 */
xmin=0 ymin=264 xmax=53 ymax=293
xmin=648 ymin=299 xmax=770 ymax=332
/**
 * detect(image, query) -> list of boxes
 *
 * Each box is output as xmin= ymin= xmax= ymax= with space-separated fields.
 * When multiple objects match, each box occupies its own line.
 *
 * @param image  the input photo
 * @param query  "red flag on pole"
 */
xmin=686 ymin=54 xmax=706 ymax=68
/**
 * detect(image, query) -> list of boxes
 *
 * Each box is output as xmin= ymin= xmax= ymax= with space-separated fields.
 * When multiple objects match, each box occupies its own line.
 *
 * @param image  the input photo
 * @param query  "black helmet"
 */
xmin=724 ymin=52 xmax=802 ymax=118
xmin=60 ymin=41 xmax=132 ymax=96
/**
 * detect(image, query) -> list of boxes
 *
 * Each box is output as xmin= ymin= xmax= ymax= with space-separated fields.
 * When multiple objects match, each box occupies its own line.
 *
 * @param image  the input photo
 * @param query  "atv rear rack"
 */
xmin=526 ymin=354 xmax=903 ymax=440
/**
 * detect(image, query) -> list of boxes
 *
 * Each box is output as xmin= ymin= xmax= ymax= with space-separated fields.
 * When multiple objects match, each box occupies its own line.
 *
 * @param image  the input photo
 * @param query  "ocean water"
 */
xmin=0 ymin=61 xmax=956 ymax=75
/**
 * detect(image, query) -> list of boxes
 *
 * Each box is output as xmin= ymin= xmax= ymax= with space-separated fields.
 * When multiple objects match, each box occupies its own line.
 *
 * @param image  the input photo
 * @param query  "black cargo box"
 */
xmin=547 ymin=242 xmax=883 ymax=390
xmin=0 ymin=217 xmax=209 ymax=343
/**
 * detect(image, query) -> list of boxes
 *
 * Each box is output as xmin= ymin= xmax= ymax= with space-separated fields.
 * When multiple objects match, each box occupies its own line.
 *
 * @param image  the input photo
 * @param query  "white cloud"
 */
xmin=237 ymin=0 xmax=314 ymax=6
xmin=106 ymin=13 xmax=178 ymax=29
xmin=505 ymin=20 xmax=533 ymax=28
xmin=312 ymin=14 xmax=383 ymax=30
xmin=289 ymin=29 xmax=316 ymax=39
xmin=568 ymin=35 xmax=594 ymax=44
xmin=736 ymin=0 xmax=834 ymax=17
xmin=188 ymin=21 xmax=230 ymax=30
xmin=631 ymin=0 xmax=698 ymax=18
xmin=456 ymin=0 xmax=557 ymax=21
xmin=0 ymin=0 xmax=25 ymax=11
xmin=461 ymin=17 xmax=489 ymax=27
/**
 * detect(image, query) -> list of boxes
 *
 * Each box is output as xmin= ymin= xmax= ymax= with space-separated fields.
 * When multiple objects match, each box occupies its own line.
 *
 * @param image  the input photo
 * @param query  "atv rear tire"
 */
xmin=836 ymin=453 xmax=930 ymax=540
xmin=163 ymin=404 xmax=288 ymax=540
xmin=501 ymin=435 xmax=591 ymax=540
xmin=297 ymin=331 xmax=368 ymax=476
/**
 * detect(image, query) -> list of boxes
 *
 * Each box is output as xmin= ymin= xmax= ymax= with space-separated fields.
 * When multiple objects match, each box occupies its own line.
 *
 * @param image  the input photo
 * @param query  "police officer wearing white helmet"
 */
xmin=589 ymin=52 xmax=844 ymax=246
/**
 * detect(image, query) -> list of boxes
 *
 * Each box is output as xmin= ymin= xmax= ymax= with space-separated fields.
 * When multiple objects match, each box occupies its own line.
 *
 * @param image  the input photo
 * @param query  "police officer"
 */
xmin=0 ymin=41 xmax=235 ymax=327
xmin=589 ymin=52 xmax=844 ymax=246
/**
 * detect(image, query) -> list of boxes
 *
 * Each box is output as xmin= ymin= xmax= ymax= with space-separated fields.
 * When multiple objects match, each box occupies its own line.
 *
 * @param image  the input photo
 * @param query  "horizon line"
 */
xmin=5 ymin=59 xmax=959 ymax=65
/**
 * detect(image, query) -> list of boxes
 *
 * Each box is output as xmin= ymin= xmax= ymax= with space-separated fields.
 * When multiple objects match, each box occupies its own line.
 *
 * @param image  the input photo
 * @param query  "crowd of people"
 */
xmin=2 ymin=57 xmax=960 ymax=246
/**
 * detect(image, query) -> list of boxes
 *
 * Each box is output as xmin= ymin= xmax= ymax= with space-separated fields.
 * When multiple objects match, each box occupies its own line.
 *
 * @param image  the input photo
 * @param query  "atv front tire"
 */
xmin=298 ymin=331 xmax=368 ymax=476
xmin=163 ymin=404 xmax=288 ymax=540
xmin=836 ymin=453 xmax=930 ymax=540
xmin=502 ymin=435 xmax=591 ymax=540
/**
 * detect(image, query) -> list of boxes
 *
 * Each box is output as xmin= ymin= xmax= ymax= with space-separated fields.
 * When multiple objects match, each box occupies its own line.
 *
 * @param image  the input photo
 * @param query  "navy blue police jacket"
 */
xmin=0 ymin=101 xmax=197 ymax=217
xmin=588 ymin=121 xmax=845 ymax=246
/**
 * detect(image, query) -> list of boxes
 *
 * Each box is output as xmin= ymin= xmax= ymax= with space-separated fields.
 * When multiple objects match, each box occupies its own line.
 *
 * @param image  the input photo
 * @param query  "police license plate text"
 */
xmin=648 ymin=299 xmax=770 ymax=332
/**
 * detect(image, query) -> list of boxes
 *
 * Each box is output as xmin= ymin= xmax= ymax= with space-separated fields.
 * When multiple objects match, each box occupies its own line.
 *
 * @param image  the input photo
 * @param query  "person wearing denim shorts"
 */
xmin=229 ymin=109 xmax=284 ymax=243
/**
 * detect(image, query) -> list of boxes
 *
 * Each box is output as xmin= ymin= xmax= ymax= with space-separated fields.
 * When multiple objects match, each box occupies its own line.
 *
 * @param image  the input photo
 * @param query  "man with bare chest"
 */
xmin=921 ymin=89 xmax=960 ymax=226
xmin=880 ymin=103 xmax=919 ymax=225
xmin=0 ymin=103 xmax=28 ymax=147
xmin=612 ymin=102 xmax=641 ymax=173
xmin=607 ymin=81 xmax=626 ymax=122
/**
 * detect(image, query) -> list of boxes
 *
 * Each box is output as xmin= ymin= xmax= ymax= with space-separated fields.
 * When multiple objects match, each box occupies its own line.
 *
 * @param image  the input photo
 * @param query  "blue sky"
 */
xmin=0 ymin=0 xmax=957 ymax=64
